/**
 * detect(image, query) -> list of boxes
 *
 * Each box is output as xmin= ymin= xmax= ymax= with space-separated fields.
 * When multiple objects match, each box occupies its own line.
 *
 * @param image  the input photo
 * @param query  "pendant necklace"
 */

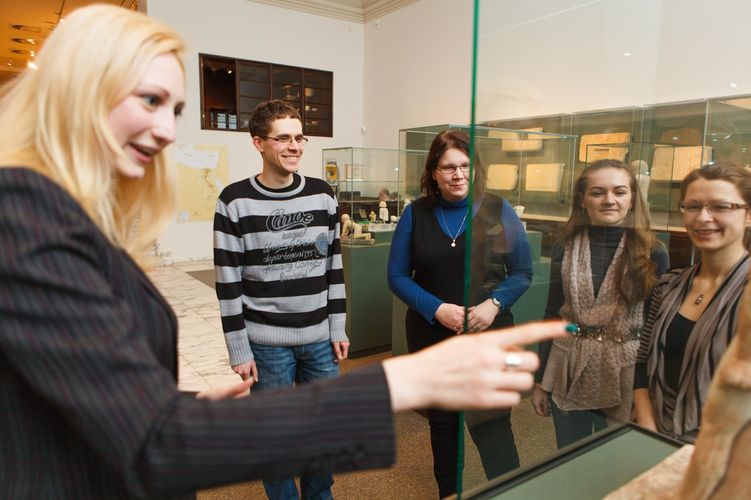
xmin=694 ymin=294 xmax=704 ymax=305
xmin=439 ymin=206 xmax=469 ymax=248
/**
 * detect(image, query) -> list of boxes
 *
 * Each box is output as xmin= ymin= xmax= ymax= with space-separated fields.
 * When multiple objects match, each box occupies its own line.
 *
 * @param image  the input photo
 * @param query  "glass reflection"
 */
xmin=459 ymin=0 xmax=751 ymax=497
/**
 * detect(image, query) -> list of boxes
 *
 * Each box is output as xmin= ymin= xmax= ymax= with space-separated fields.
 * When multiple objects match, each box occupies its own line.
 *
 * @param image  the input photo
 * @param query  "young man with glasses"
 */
xmin=213 ymin=99 xmax=349 ymax=500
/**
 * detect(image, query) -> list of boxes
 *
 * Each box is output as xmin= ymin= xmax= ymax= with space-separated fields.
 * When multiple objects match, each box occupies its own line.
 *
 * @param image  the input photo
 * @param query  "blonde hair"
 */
xmin=0 ymin=4 xmax=185 ymax=259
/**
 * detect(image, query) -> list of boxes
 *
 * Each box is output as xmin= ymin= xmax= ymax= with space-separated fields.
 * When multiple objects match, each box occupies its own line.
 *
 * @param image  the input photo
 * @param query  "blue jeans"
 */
xmin=251 ymin=340 xmax=339 ymax=500
xmin=550 ymin=399 xmax=609 ymax=449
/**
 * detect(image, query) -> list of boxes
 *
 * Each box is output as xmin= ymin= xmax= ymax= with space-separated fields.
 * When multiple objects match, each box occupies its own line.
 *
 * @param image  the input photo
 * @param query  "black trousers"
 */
xmin=407 ymin=330 xmax=520 ymax=498
xmin=550 ymin=398 xmax=609 ymax=449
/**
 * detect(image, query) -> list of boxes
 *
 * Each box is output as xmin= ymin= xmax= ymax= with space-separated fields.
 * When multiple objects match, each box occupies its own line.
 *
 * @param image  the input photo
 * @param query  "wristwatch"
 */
xmin=491 ymin=297 xmax=503 ymax=311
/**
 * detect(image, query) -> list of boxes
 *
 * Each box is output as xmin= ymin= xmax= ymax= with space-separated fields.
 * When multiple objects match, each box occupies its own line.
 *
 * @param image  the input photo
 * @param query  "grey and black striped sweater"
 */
xmin=213 ymin=173 xmax=347 ymax=366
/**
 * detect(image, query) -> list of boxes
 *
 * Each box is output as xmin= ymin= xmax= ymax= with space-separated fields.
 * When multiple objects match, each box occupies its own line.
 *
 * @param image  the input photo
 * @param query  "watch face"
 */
xmin=492 ymin=297 xmax=502 ymax=309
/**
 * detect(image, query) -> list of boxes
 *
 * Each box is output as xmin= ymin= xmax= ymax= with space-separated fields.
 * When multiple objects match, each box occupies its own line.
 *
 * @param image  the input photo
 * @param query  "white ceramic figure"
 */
xmin=631 ymin=160 xmax=651 ymax=204
xmin=379 ymin=200 xmax=388 ymax=222
xmin=340 ymin=213 xmax=370 ymax=240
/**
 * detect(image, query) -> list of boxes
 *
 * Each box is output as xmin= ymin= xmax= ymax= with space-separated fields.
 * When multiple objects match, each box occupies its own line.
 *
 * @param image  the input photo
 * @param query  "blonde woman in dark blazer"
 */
xmin=0 ymin=5 xmax=569 ymax=499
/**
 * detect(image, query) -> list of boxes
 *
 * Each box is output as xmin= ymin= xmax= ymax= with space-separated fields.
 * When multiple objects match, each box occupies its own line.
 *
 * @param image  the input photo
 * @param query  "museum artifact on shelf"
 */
xmin=487 ymin=163 xmax=518 ymax=190
xmin=340 ymin=214 xmax=373 ymax=245
xmin=524 ymin=163 xmax=563 ymax=192
xmin=578 ymin=132 xmax=631 ymax=162
xmin=650 ymin=145 xmax=713 ymax=182
xmin=488 ymin=127 xmax=545 ymax=152
xmin=378 ymin=201 xmax=389 ymax=223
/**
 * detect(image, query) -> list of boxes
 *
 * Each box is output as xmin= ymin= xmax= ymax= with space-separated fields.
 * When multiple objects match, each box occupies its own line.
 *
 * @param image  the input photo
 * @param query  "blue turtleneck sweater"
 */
xmin=387 ymin=195 xmax=532 ymax=324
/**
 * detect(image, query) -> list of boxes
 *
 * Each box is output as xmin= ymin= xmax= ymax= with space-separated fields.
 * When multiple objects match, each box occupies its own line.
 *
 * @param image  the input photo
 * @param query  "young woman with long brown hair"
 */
xmin=533 ymin=159 xmax=669 ymax=448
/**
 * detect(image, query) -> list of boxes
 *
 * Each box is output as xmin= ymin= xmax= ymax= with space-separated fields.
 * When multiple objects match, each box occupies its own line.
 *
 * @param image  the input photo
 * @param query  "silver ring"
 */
xmin=504 ymin=352 xmax=523 ymax=370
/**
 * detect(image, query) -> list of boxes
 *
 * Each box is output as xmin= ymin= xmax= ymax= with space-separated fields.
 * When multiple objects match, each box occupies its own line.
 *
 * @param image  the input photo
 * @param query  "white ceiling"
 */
xmin=0 ymin=0 xmax=415 ymax=86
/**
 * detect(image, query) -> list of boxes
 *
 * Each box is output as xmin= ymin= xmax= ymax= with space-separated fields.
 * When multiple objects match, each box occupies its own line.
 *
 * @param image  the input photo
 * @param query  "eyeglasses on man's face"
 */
xmin=260 ymin=135 xmax=309 ymax=146
xmin=679 ymin=202 xmax=749 ymax=214
xmin=435 ymin=164 xmax=470 ymax=175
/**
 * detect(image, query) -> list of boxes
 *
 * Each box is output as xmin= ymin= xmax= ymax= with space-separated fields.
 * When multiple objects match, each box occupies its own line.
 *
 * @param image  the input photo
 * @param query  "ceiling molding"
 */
xmin=363 ymin=0 xmax=417 ymax=23
xmin=248 ymin=0 xmax=416 ymax=24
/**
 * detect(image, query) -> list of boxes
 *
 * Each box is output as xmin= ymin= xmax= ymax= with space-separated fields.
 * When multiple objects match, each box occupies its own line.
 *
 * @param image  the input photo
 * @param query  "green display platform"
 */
xmin=341 ymin=239 xmax=393 ymax=357
xmin=462 ymin=424 xmax=683 ymax=500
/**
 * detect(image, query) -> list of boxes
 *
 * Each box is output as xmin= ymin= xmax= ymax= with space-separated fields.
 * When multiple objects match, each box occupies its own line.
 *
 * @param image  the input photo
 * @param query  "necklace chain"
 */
xmin=692 ymin=275 xmax=724 ymax=305
xmin=439 ymin=206 xmax=469 ymax=248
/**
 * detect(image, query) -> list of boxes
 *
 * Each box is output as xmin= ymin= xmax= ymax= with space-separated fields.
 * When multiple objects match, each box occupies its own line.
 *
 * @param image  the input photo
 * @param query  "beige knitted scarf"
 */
xmin=542 ymin=230 xmax=643 ymax=421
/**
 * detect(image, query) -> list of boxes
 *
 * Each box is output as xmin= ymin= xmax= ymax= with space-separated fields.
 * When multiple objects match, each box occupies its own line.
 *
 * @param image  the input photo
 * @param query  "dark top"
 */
xmin=663 ymin=313 xmax=696 ymax=392
xmin=388 ymin=194 xmax=532 ymax=329
xmin=0 ymin=168 xmax=394 ymax=499
xmin=536 ymin=226 xmax=670 ymax=382
xmin=389 ymin=194 xmax=530 ymax=343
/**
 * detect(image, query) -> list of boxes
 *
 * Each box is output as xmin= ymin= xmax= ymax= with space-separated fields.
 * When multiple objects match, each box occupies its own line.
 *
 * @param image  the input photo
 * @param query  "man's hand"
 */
xmin=196 ymin=379 xmax=253 ymax=400
xmin=333 ymin=341 xmax=350 ymax=362
xmin=231 ymin=360 xmax=258 ymax=382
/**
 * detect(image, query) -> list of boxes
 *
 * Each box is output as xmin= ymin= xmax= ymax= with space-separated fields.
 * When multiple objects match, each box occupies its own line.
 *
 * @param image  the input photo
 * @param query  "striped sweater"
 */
xmin=213 ymin=173 xmax=347 ymax=366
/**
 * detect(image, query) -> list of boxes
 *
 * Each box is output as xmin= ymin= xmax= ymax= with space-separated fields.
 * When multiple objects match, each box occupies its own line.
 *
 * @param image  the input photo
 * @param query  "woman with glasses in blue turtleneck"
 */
xmin=532 ymin=159 xmax=669 ymax=449
xmin=388 ymin=130 xmax=533 ymax=497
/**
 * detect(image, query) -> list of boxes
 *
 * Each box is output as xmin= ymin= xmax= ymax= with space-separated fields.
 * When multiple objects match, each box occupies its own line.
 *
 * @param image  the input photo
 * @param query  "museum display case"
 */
xmin=453 ymin=2 xmax=739 ymax=496
xmin=322 ymin=147 xmax=425 ymax=356
xmin=461 ymin=423 xmax=683 ymax=500
xmin=322 ymin=147 xmax=406 ymax=224
xmin=400 ymin=124 xmax=578 ymax=259
xmin=475 ymin=96 xmax=751 ymax=271
xmin=705 ymin=95 xmax=751 ymax=166
xmin=437 ymin=97 xmax=751 ymax=498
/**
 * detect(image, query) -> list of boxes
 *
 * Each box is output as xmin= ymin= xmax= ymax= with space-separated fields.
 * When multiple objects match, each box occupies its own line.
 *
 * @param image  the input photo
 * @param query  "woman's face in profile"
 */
xmin=580 ymin=167 xmax=633 ymax=226
xmin=108 ymin=53 xmax=185 ymax=178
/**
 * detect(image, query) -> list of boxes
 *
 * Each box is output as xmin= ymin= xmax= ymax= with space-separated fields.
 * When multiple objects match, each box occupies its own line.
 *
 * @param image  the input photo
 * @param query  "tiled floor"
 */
xmin=148 ymin=260 xmax=241 ymax=392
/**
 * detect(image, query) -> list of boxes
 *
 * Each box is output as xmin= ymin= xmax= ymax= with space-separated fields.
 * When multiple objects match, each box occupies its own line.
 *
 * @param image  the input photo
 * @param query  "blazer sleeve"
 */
xmin=0 ymin=169 xmax=395 ymax=497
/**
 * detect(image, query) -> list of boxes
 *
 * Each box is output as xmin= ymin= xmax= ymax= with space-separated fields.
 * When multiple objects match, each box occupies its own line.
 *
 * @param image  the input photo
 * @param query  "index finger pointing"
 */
xmin=479 ymin=321 xmax=570 ymax=348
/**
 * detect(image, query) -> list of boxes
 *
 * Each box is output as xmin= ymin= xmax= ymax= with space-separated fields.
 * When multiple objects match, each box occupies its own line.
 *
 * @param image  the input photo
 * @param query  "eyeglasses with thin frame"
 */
xmin=435 ymin=164 xmax=471 ymax=175
xmin=259 ymin=135 xmax=309 ymax=146
xmin=679 ymin=202 xmax=749 ymax=214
